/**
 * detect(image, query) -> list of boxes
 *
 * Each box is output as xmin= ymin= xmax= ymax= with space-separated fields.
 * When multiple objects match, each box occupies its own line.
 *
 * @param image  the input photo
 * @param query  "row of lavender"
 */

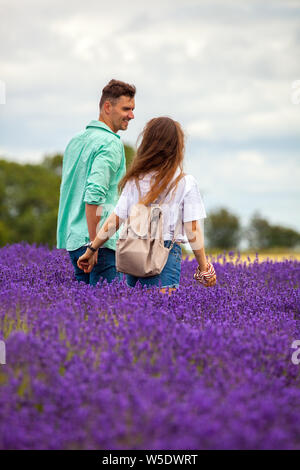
xmin=0 ymin=243 xmax=299 ymax=449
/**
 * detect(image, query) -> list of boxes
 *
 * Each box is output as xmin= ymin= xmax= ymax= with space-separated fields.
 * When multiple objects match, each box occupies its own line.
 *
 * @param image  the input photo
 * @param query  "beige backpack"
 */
xmin=116 ymin=203 xmax=181 ymax=277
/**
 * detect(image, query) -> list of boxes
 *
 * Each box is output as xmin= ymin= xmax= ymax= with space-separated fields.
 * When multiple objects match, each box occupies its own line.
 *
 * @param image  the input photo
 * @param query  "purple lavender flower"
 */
xmin=0 ymin=243 xmax=299 ymax=449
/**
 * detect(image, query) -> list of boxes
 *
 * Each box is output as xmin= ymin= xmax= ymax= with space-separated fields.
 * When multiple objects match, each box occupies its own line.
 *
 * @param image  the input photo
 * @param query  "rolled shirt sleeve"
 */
xmin=114 ymin=181 xmax=132 ymax=220
xmin=84 ymin=141 xmax=122 ymax=205
xmin=183 ymin=175 xmax=206 ymax=222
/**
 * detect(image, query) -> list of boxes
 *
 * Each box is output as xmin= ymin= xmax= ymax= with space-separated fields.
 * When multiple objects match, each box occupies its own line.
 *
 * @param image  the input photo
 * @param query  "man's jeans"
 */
xmin=68 ymin=245 xmax=122 ymax=286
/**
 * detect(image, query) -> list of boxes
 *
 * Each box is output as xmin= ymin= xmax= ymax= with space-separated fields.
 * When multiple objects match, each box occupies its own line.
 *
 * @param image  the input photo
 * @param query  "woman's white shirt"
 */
xmin=114 ymin=173 xmax=206 ymax=243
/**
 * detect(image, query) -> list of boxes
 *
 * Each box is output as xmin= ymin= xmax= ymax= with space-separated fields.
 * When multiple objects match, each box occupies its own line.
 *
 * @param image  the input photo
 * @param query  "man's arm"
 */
xmin=85 ymin=204 xmax=102 ymax=241
xmin=83 ymin=142 xmax=122 ymax=207
xmin=83 ymin=142 xmax=122 ymax=248
xmin=77 ymin=212 xmax=121 ymax=273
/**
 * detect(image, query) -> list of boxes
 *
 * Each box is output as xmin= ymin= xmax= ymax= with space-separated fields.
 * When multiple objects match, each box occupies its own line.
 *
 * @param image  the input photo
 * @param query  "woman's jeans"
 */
xmin=126 ymin=241 xmax=182 ymax=289
xmin=69 ymin=246 xmax=122 ymax=286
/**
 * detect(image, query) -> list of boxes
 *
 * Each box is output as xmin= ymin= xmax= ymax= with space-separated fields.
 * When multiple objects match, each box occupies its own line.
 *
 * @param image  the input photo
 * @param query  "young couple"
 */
xmin=57 ymin=79 xmax=216 ymax=291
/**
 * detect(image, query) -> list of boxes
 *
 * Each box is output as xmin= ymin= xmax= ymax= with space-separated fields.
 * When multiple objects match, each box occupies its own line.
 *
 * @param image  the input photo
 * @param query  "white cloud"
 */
xmin=237 ymin=151 xmax=265 ymax=166
xmin=0 ymin=80 xmax=5 ymax=104
xmin=188 ymin=148 xmax=300 ymax=194
xmin=0 ymin=146 xmax=50 ymax=164
xmin=186 ymin=120 xmax=214 ymax=139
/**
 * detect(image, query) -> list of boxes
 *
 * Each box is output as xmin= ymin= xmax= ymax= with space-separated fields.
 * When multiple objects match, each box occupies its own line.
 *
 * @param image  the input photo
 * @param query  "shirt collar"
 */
xmin=86 ymin=120 xmax=120 ymax=139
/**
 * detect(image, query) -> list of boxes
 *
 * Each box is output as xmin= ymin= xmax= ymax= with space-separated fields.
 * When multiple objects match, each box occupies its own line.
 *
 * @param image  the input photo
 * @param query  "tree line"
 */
xmin=0 ymin=149 xmax=299 ymax=251
xmin=205 ymin=208 xmax=300 ymax=251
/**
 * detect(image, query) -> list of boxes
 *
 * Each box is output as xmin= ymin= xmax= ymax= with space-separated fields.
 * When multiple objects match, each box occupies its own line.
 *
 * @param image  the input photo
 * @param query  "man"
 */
xmin=57 ymin=79 xmax=136 ymax=285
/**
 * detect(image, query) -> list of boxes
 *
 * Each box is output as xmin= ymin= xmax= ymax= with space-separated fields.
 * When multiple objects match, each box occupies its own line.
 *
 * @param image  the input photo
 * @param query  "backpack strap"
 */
xmin=150 ymin=204 xmax=163 ymax=240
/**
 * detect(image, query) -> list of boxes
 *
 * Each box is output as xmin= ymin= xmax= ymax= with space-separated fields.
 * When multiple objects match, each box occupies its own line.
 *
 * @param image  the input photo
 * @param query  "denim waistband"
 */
xmin=164 ymin=240 xmax=181 ymax=250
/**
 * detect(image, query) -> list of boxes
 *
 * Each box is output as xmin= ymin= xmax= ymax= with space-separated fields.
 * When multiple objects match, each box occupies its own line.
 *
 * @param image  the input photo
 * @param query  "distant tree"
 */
xmin=0 ymin=220 xmax=11 ymax=246
xmin=205 ymin=207 xmax=241 ymax=249
xmin=269 ymin=225 xmax=300 ymax=248
xmin=246 ymin=212 xmax=271 ymax=250
xmin=0 ymin=159 xmax=61 ymax=247
xmin=246 ymin=212 xmax=300 ymax=249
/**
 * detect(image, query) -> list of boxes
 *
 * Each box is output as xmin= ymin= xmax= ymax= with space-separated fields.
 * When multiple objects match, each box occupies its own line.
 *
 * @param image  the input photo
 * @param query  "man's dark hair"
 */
xmin=99 ymin=79 xmax=136 ymax=109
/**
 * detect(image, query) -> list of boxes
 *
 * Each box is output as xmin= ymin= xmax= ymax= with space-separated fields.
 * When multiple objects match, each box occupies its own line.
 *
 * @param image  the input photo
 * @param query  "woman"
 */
xmin=77 ymin=117 xmax=216 ymax=292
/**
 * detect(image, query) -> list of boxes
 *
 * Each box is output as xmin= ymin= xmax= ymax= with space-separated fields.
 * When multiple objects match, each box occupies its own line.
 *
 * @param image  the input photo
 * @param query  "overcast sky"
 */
xmin=1 ymin=0 xmax=300 ymax=233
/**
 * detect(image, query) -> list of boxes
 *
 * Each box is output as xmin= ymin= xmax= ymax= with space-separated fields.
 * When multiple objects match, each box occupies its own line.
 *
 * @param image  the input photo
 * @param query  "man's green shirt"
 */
xmin=56 ymin=120 xmax=126 ymax=251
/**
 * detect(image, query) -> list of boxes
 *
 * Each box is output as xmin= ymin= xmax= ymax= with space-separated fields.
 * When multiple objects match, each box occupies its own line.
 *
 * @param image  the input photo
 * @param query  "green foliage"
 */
xmin=246 ymin=212 xmax=300 ymax=249
xmin=0 ymin=158 xmax=61 ymax=247
xmin=205 ymin=207 xmax=241 ymax=250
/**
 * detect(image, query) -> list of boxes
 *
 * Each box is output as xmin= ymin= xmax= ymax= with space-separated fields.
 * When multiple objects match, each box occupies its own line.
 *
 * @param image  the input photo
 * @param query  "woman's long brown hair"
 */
xmin=119 ymin=117 xmax=185 ymax=205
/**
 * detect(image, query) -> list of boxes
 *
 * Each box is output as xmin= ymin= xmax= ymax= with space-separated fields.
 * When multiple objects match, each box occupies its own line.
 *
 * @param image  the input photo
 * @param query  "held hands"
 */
xmin=77 ymin=249 xmax=98 ymax=274
xmin=194 ymin=262 xmax=216 ymax=287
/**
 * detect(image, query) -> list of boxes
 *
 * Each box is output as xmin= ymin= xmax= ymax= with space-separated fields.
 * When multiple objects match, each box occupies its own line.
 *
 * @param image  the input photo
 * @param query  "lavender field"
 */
xmin=0 ymin=243 xmax=299 ymax=450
